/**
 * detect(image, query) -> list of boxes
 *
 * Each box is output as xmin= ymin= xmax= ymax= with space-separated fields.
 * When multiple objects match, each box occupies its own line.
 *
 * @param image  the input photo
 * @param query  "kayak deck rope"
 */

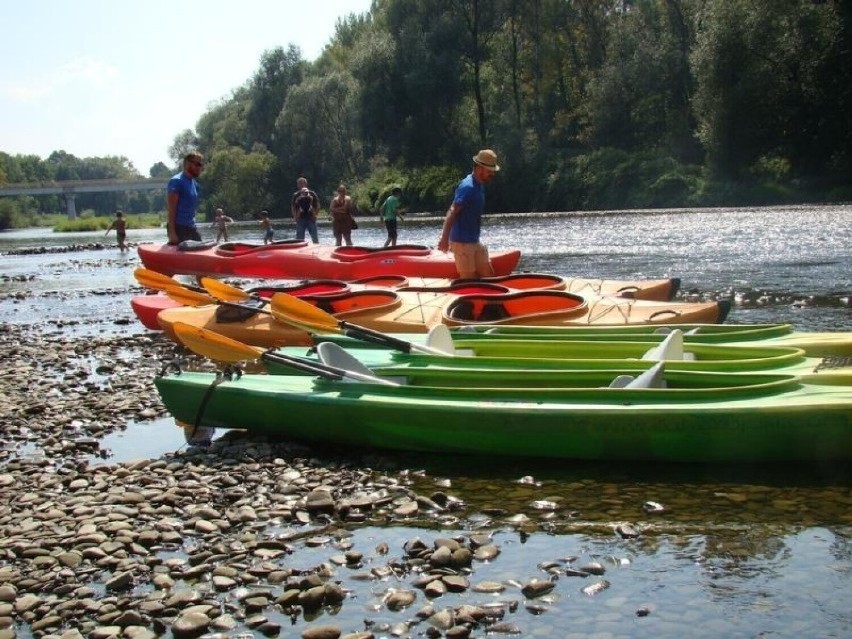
xmin=587 ymin=297 xmax=635 ymax=324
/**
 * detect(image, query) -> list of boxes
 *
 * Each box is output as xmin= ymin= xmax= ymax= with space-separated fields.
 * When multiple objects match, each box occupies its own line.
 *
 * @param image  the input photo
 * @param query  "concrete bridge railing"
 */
xmin=0 ymin=178 xmax=167 ymax=218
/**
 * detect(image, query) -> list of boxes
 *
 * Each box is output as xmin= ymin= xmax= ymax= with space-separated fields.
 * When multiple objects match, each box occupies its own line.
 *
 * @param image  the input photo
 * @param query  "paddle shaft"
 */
xmin=262 ymin=350 xmax=397 ymax=385
xmin=340 ymin=323 xmax=416 ymax=353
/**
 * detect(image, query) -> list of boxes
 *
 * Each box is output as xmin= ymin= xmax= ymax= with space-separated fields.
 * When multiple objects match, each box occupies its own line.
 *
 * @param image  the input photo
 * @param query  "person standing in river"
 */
xmin=290 ymin=177 xmax=320 ymax=243
xmin=259 ymin=210 xmax=274 ymax=244
xmin=437 ymin=149 xmax=499 ymax=278
xmin=329 ymin=183 xmax=357 ymax=246
xmin=167 ymin=152 xmax=204 ymax=245
xmin=213 ymin=208 xmax=234 ymax=243
xmin=104 ymin=210 xmax=128 ymax=251
xmin=378 ymin=186 xmax=405 ymax=247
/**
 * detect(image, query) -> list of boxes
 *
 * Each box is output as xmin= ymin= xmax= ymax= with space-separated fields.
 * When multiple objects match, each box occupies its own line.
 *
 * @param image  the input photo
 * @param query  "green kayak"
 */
xmin=155 ymin=361 xmax=852 ymax=463
xmin=447 ymin=323 xmax=852 ymax=358
xmin=271 ymin=328 xmax=852 ymax=378
xmin=308 ymin=323 xmax=852 ymax=358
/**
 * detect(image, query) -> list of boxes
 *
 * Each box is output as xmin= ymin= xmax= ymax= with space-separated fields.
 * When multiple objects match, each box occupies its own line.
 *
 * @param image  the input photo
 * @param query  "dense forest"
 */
xmin=2 ymin=0 xmax=850 ymax=228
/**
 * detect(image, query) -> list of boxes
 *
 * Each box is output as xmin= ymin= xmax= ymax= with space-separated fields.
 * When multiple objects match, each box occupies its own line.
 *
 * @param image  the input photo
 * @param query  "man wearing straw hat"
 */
xmin=437 ymin=149 xmax=500 ymax=279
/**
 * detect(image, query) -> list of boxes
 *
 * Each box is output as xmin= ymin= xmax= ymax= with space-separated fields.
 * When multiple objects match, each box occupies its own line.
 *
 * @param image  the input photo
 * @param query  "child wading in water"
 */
xmin=104 ymin=211 xmax=128 ymax=251
xmin=260 ymin=210 xmax=274 ymax=244
xmin=214 ymin=208 xmax=235 ymax=243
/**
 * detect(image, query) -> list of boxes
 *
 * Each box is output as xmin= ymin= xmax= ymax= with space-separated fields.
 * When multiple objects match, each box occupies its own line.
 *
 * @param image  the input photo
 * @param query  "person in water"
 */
xmin=329 ymin=183 xmax=357 ymax=247
xmin=378 ymin=186 xmax=405 ymax=247
xmin=167 ymin=151 xmax=204 ymax=244
xmin=437 ymin=149 xmax=499 ymax=278
xmin=213 ymin=208 xmax=234 ymax=243
xmin=290 ymin=177 xmax=320 ymax=243
xmin=104 ymin=210 xmax=128 ymax=251
xmin=260 ymin=210 xmax=274 ymax=244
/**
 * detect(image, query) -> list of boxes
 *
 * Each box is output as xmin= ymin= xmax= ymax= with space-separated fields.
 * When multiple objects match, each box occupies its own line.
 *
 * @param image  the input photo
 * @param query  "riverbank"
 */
xmin=0 ymin=322 xmax=594 ymax=639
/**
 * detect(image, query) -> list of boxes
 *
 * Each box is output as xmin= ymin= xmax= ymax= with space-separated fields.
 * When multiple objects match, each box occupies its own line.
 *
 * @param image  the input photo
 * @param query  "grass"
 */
xmin=53 ymin=212 xmax=164 ymax=232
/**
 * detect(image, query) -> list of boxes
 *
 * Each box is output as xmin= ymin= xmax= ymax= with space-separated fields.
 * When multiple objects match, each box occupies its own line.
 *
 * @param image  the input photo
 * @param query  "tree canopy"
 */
xmin=3 ymin=0 xmax=850 ymax=223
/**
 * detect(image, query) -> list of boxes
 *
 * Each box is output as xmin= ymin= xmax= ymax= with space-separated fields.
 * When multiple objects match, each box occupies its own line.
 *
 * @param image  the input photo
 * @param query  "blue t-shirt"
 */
xmin=449 ymin=173 xmax=485 ymax=243
xmin=167 ymin=172 xmax=200 ymax=227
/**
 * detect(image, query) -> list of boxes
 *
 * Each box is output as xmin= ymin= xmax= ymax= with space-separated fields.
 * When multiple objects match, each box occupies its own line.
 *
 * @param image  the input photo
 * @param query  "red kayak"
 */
xmin=137 ymin=241 xmax=522 ymax=279
xmin=131 ymin=279 xmax=377 ymax=331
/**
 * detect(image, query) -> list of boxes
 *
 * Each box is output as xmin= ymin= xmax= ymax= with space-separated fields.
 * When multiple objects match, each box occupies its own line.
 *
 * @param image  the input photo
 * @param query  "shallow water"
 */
xmin=1 ymin=204 xmax=851 ymax=636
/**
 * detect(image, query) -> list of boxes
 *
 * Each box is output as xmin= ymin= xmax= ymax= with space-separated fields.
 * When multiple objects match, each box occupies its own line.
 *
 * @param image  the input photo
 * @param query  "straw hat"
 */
xmin=472 ymin=149 xmax=500 ymax=171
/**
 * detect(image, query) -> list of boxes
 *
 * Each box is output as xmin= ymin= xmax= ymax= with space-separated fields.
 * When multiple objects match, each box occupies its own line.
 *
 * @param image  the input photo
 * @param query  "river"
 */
xmin=1 ymin=204 xmax=851 ymax=637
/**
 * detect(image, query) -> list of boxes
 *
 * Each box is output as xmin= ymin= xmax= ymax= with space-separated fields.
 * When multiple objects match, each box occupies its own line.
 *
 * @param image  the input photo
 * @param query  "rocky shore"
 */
xmin=0 ymin=318 xmax=646 ymax=639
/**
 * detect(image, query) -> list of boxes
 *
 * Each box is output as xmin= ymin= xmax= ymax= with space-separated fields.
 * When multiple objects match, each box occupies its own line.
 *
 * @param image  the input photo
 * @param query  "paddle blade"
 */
xmin=162 ymin=285 xmax=216 ymax=306
xmin=172 ymin=322 xmax=265 ymax=363
xmin=134 ymin=267 xmax=179 ymax=291
xmin=270 ymin=292 xmax=342 ymax=333
xmin=200 ymin=276 xmax=252 ymax=303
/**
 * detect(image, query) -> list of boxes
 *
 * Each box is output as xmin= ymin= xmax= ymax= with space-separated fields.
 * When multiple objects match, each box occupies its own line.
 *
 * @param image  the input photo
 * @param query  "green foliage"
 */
xmin=53 ymin=213 xmax=163 ymax=233
xmin=201 ymin=147 xmax=276 ymax=221
xmin=0 ymin=199 xmax=21 ymax=230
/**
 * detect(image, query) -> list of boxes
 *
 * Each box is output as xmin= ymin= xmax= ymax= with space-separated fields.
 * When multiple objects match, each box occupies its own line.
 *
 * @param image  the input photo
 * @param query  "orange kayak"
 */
xmin=157 ymin=289 xmax=729 ymax=348
xmin=132 ymin=272 xmax=680 ymax=331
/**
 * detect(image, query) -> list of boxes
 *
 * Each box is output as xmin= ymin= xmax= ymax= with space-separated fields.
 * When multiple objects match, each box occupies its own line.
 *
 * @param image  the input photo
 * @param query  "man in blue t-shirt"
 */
xmin=167 ymin=152 xmax=204 ymax=245
xmin=437 ymin=149 xmax=500 ymax=278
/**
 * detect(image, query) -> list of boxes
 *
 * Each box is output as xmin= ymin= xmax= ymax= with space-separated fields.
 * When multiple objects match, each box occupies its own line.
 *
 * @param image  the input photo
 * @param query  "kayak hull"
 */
xmin=137 ymin=242 xmax=522 ymax=279
xmin=155 ymin=371 xmax=852 ymax=463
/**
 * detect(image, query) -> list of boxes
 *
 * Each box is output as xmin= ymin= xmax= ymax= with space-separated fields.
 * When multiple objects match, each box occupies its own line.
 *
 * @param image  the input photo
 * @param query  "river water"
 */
xmin=1 ymin=204 xmax=851 ymax=637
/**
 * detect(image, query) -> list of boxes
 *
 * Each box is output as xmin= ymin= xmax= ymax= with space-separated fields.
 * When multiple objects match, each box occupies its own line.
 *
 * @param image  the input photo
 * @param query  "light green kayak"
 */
xmin=270 ymin=328 xmax=852 ymax=378
xmin=155 ymin=362 xmax=852 ymax=463
xmin=307 ymin=323 xmax=852 ymax=358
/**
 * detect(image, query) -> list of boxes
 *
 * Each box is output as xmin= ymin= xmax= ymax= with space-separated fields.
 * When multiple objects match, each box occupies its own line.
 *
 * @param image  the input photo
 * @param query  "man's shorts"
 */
xmin=449 ymin=241 xmax=494 ymax=278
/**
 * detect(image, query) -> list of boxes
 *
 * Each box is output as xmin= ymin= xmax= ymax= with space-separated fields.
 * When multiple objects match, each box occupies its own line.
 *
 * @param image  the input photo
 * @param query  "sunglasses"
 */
xmin=189 ymin=160 xmax=204 ymax=168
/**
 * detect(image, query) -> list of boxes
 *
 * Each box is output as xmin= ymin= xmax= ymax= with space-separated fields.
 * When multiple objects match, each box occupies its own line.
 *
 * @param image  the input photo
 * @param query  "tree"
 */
xmin=168 ymin=129 xmax=199 ymax=168
xmin=202 ymin=147 xmax=276 ymax=221
xmin=691 ymin=0 xmax=842 ymax=179
xmin=149 ymin=162 xmax=172 ymax=178
xmin=245 ymin=46 xmax=307 ymax=149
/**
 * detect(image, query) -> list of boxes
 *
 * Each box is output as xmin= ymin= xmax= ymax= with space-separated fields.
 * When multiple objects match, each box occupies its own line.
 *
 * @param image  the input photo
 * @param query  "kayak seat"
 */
xmin=313 ymin=299 xmax=336 ymax=314
xmin=178 ymin=239 xmax=217 ymax=252
xmin=424 ymin=325 xmax=457 ymax=354
xmin=447 ymin=300 xmax=475 ymax=321
xmin=215 ymin=299 xmax=265 ymax=323
xmin=478 ymin=302 xmax=510 ymax=322
xmin=640 ymin=329 xmax=695 ymax=361
xmin=608 ymin=375 xmax=636 ymax=389
xmin=609 ymin=362 xmax=667 ymax=389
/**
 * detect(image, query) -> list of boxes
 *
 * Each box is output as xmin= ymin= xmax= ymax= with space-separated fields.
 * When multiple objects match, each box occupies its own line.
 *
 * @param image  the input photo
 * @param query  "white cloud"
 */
xmin=1 ymin=55 xmax=118 ymax=105
xmin=55 ymin=55 xmax=119 ymax=88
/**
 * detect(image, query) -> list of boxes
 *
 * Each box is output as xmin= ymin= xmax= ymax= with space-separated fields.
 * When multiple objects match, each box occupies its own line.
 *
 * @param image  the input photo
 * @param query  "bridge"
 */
xmin=0 ymin=178 xmax=167 ymax=218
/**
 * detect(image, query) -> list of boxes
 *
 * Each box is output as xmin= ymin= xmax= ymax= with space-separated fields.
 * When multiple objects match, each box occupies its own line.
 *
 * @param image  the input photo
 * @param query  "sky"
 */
xmin=0 ymin=0 xmax=374 ymax=174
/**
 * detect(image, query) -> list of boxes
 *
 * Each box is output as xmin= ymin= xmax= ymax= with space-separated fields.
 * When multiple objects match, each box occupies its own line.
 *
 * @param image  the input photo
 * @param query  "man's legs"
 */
xmin=295 ymin=218 xmax=307 ymax=241
xmin=449 ymin=241 xmax=477 ymax=279
xmin=473 ymin=243 xmax=494 ymax=277
xmin=306 ymin=219 xmax=319 ymax=243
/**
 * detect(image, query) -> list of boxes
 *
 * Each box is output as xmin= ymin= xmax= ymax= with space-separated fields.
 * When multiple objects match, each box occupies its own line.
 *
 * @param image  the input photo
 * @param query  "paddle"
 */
xmin=134 ymin=267 xmax=206 ymax=293
xmin=171 ymin=322 xmax=397 ymax=385
xmin=269 ymin=292 xmax=452 ymax=355
xmin=199 ymin=276 xmax=259 ymax=303
xmin=161 ymin=284 xmax=218 ymax=306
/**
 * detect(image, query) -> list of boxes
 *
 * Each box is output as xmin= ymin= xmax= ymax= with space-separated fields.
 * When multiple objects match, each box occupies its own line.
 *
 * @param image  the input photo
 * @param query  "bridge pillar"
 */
xmin=64 ymin=192 xmax=77 ymax=219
